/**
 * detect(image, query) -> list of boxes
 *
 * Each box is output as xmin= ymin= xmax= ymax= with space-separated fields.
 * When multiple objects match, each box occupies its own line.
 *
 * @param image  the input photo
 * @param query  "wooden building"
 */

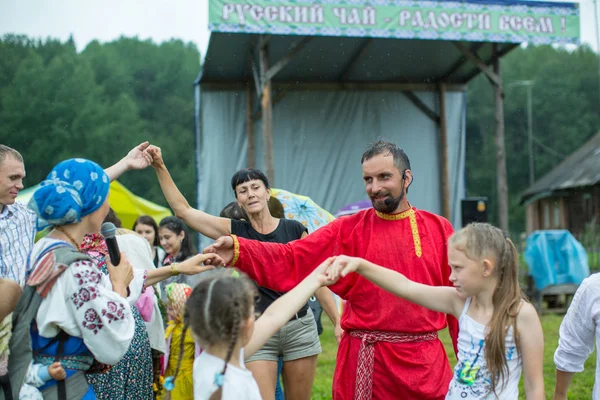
xmin=521 ymin=132 xmax=600 ymax=234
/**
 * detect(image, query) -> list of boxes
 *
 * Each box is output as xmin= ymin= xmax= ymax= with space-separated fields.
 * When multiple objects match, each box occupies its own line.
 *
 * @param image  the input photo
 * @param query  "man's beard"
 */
xmin=370 ymin=191 xmax=404 ymax=214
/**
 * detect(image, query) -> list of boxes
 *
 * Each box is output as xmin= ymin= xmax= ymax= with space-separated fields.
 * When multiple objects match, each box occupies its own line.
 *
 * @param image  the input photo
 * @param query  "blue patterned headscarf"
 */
xmin=28 ymin=158 xmax=110 ymax=230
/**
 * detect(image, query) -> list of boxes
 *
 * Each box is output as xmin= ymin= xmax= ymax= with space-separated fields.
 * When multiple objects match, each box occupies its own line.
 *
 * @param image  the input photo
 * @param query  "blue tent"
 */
xmin=524 ymin=230 xmax=589 ymax=291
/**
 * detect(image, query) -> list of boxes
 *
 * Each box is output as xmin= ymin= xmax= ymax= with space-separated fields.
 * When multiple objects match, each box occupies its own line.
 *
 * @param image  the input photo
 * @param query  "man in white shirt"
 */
xmin=554 ymin=272 xmax=600 ymax=400
xmin=0 ymin=143 xmax=153 ymax=287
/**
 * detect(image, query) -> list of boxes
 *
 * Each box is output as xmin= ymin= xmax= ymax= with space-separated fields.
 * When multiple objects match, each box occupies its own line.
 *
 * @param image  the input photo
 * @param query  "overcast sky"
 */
xmin=0 ymin=0 xmax=598 ymax=58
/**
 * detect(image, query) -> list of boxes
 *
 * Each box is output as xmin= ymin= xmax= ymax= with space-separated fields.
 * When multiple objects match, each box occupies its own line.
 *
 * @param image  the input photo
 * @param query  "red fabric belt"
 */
xmin=349 ymin=329 xmax=439 ymax=400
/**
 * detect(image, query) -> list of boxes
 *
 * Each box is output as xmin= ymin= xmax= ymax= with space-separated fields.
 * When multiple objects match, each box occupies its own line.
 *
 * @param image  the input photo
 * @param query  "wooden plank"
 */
xmin=525 ymin=202 xmax=537 ymax=233
xmin=251 ymin=90 xmax=287 ymax=122
xmin=266 ymin=37 xmax=312 ymax=82
xmin=403 ymin=91 xmax=439 ymax=124
xmin=249 ymin=54 xmax=262 ymax=100
xmin=259 ymin=35 xmax=270 ymax=49
xmin=493 ymin=44 xmax=509 ymax=232
xmin=200 ymin=82 xmax=467 ymax=92
xmin=260 ymin=42 xmax=275 ymax=185
xmin=246 ymin=85 xmax=255 ymax=168
xmin=440 ymin=42 xmax=485 ymax=82
xmin=461 ymin=44 xmax=517 ymax=84
xmin=338 ymin=38 xmax=373 ymax=81
xmin=453 ymin=41 xmax=501 ymax=88
xmin=540 ymin=284 xmax=579 ymax=296
xmin=438 ymin=84 xmax=451 ymax=221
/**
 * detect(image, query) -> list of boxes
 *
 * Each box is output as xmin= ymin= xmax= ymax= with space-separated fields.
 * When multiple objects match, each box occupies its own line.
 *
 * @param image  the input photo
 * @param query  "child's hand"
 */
xmin=48 ymin=362 xmax=66 ymax=381
xmin=310 ymin=257 xmax=339 ymax=286
xmin=326 ymin=255 xmax=362 ymax=281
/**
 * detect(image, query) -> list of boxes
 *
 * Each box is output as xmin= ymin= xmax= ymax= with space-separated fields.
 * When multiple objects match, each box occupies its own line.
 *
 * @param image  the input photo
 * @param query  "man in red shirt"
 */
xmin=205 ymin=141 xmax=458 ymax=399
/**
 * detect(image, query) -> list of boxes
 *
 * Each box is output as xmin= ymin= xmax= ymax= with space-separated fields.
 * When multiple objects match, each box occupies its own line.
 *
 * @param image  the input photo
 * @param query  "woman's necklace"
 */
xmin=54 ymin=226 xmax=81 ymax=252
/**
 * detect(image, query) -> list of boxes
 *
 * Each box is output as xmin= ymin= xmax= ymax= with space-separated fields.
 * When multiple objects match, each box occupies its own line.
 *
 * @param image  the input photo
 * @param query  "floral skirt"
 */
xmin=87 ymin=308 xmax=154 ymax=399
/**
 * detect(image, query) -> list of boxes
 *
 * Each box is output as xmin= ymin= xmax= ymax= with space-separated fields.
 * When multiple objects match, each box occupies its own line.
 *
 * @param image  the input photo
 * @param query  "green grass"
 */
xmin=313 ymin=314 xmax=596 ymax=399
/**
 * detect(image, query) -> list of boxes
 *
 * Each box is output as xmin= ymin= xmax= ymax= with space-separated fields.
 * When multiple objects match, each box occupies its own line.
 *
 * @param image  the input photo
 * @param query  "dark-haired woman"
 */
xmin=134 ymin=215 xmax=167 ymax=268
xmin=156 ymin=216 xmax=196 ymax=300
xmin=147 ymin=145 xmax=341 ymax=400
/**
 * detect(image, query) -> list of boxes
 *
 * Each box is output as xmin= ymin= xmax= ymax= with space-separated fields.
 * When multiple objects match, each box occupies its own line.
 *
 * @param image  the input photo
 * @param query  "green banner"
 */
xmin=208 ymin=0 xmax=579 ymax=44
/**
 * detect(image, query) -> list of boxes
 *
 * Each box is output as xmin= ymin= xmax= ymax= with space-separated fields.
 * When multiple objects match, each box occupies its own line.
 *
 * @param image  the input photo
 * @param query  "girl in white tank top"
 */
xmin=326 ymin=222 xmax=545 ymax=399
xmin=446 ymin=298 xmax=522 ymax=399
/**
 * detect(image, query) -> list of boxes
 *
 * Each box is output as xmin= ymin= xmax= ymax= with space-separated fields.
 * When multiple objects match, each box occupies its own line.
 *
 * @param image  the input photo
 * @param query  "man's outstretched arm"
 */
xmin=204 ymin=220 xmax=352 ymax=293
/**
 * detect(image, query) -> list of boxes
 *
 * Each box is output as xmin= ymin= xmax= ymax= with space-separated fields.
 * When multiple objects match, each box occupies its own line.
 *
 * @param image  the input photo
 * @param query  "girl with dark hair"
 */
xmin=157 ymin=216 xmax=196 ymax=300
xmin=159 ymin=216 xmax=196 ymax=264
xmin=134 ymin=215 xmax=167 ymax=268
xmin=148 ymin=145 xmax=341 ymax=400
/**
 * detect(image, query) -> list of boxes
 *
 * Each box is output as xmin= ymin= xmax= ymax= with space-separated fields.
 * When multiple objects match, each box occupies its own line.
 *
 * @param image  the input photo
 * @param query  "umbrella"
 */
xmin=270 ymin=188 xmax=335 ymax=233
xmin=334 ymin=199 xmax=372 ymax=218
xmin=17 ymin=180 xmax=172 ymax=230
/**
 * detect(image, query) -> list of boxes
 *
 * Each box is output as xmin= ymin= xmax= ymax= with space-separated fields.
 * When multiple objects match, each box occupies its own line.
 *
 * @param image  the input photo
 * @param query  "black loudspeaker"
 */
xmin=461 ymin=197 xmax=488 ymax=226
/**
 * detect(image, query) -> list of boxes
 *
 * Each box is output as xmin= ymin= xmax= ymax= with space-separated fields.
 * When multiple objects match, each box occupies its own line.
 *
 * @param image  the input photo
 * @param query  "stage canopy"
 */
xmin=195 ymin=0 xmax=579 ymax=243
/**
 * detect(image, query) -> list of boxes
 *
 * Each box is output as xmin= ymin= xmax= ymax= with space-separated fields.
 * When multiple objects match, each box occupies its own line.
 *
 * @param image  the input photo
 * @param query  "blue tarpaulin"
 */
xmin=524 ymin=230 xmax=589 ymax=291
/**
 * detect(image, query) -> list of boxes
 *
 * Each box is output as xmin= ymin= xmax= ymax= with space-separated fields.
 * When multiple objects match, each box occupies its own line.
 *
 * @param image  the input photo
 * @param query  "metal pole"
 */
xmin=527 ymin=84 xmax=534 ymax=185
xmin=438 ymin=84 xmax=451 ymax=221
xmin=595 ymin=0 xmax=600 ymax=106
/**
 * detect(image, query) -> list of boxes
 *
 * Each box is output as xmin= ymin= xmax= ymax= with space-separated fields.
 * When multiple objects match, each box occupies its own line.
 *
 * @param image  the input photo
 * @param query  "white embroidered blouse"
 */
xmin=30 ymin=238 xmax=145 ymax=365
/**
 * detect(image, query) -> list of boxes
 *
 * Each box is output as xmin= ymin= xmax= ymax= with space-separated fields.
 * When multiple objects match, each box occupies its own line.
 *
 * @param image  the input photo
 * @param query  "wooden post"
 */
xmin=259 ymin=37 xmax=275 ymax=185
xmin=438 ymin=84 xmax=451 ymax=222
xmin=493 ymin=44 xmax=509 ymax=232
xmin=246 ymin=85 xmax=255 ymax=168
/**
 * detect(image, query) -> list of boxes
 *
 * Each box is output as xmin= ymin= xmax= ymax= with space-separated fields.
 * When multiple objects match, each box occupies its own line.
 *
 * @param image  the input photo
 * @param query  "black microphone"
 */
xmin=101 ymin=222 xmax=121 ymax=266
xmin=384 ymin=196 xmax=399 ymax=206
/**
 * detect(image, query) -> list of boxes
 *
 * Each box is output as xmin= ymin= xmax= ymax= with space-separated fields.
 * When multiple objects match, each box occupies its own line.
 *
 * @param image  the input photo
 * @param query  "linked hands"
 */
xmin=123 ymin=141 xmax=153 ymax=170
xmin=177 ymin=253 xmax=223 ymax=275
xmin=202 ymin=236 xmax=234 ymax=266
xmin=325 ymin=255 xmax=364 ymax=282
xmin=146 ymin=145 xmax=166 ymax=169
xmin=200 ymin=237 xmax=363 ymax=284
xmin=119 ymin=142 xmax=165 ymax=171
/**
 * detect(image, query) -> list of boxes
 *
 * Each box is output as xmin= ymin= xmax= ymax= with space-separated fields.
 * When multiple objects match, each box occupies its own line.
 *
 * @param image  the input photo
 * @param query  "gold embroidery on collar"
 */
xmin=375 ymin=208 xmax=413 ymax=220
xmin=375 ymin=208 xmax=422 ymax=258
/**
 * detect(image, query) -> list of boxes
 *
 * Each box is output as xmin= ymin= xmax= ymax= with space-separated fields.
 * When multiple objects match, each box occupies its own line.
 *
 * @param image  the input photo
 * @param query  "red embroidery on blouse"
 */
xmin=82 ymin=309 xmax=104 ymax=334
xmin=73 ymin=269 xmax=102 ymax=286
xmin=72 ymin=286 xmax=100 ymax=309
xmin=102 ymin=301 xmax=126 ymax=323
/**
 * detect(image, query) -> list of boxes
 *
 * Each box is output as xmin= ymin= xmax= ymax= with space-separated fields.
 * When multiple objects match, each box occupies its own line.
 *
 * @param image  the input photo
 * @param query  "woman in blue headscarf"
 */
xmin=25 ymin=158 xmax=139 ymax=399
xmin=26 ymin=158 xmax=222 ymax=399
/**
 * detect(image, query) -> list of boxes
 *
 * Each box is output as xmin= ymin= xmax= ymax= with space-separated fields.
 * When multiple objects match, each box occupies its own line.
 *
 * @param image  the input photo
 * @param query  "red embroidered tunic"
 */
xmin=231 ymin=207 xmax=459 ymax=400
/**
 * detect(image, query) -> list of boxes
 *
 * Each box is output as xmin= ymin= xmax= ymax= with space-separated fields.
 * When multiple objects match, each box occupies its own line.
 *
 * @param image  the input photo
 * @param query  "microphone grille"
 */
xmin=100 ymin=222 xmax=117 ymax=239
